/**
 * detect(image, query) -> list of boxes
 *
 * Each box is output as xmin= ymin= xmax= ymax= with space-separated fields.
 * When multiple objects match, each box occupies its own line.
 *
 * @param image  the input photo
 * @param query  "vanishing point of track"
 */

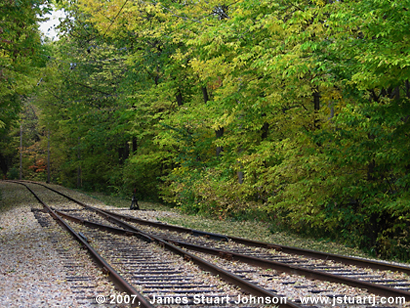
xmin=7 ymin=180 xmax=410 ymax=308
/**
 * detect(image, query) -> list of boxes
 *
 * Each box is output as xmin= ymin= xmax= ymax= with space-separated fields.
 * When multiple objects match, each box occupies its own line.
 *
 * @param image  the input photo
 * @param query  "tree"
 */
xmin=24 ymin=0 xmax=410 ymax=259
xmin=0 ymin=0 xmax=52 ymax=178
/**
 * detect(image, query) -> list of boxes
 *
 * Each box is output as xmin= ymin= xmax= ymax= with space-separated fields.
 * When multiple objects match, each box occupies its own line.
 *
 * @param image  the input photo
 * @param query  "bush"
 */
xmin=7 ymin=168 xmax=19 ymax=180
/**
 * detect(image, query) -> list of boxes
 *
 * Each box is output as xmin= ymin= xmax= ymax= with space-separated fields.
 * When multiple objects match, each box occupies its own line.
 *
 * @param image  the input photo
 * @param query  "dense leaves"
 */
xmin=3 ymin=0 xmax=409 ymax=260
xmin=0 ymin=0 xmax=52 ymax=177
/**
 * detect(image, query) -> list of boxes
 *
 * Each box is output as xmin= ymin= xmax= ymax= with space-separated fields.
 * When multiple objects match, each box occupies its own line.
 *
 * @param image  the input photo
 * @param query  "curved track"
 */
xmin=7 ymin=180 xmax=410 ymax=308
xmin=9 ymin=181 xmax=296 ymax=308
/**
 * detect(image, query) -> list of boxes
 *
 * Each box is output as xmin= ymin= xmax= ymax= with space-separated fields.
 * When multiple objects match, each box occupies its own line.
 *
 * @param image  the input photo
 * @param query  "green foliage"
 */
xmin=0 ymin=0 xmax=53 ymax=177
xmin=13 ymin=0 xmax=410 ymax=261
xmin=120 ymin=151 xmax=172 ymax=201
xmin=6 ymin=168 xmax=19 ymax=180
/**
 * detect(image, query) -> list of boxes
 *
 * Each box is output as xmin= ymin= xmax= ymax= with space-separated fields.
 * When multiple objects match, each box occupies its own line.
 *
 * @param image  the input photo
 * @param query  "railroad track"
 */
xmin=30 ymin=208 xmax=103 ymax=306
xmin=7 ymin=180 xmax=410 ymax=308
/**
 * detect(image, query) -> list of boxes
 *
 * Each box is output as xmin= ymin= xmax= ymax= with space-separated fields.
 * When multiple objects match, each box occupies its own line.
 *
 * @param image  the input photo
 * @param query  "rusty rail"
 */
xmin=10 ymin=181 xmax=153 ymax=308
xmin=97 ymin=209 xmax=410 ymax=275
xmin=53 ymin=208 xmax=302 ymax=308
xmin=85 ymin=212 xmax=410 ymax=302
xmin=13 ymin=181 xmax=410 ymax=303
xmin=56 ymin=205 xmax=410 ymax=303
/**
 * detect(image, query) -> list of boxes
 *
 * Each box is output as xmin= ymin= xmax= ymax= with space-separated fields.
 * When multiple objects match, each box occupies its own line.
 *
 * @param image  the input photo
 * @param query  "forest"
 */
xmin=1 ymin=0 xmax=410 ymax=260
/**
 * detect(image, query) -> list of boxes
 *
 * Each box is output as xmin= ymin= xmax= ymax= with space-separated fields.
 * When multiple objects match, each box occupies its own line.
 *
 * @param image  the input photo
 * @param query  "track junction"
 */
xmin=3 ymin=180 xmax=410 ymax=308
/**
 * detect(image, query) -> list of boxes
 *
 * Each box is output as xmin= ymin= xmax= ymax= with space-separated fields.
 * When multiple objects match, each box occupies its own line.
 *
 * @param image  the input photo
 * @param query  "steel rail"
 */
xmin=56 ymin=206 xmax=410 ymax=303
xmin=10 ymin=181 xmax=154 ymax=308
xmin=95 ymin=211 xmax=410 ymax=302
xmin=13 ymin=180 xmax=231 ymax=240
xmin=97 ymin=209 xmax=410 ymax=275
xmin=13 ymin=181 xmax=410 ymax=301
xmin=53 ymin=209 xmax=302 ymax=308
xmin=54 ymin=208 xmax=153 ymax=242
xmin=167 ymin=239 xmax=410 ymax=302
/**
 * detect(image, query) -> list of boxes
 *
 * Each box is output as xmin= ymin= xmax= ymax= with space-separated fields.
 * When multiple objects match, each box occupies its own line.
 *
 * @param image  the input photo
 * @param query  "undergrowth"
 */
xmin=83 ymin=190 xmax=382 ymax=261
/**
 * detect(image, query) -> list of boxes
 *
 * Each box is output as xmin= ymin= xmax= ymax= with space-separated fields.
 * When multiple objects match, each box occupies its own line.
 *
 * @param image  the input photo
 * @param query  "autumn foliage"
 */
xmin=28 ymin=159 xmax=47 ymax=173
xmin=3 ymin=0 xmax=409 ymax=260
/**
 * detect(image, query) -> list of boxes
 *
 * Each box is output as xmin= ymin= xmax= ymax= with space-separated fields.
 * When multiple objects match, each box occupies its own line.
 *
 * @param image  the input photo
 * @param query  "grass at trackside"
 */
xmin=0 ymin=182 xmax=404 ymax=263
xmin=84 ymin=191 xmax=372 ymax=259
xmin=0 ymin=185 xmax=380 ymax=260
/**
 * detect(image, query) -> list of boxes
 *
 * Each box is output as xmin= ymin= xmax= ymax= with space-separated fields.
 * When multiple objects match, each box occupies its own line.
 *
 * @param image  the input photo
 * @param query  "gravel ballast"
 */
xmin=2 ymin=181 xmax=410 ymax=308
xmin=0 ymin=185 xmax=78 ymax=307
xmin=0 ymin=182 xmax=124 ymax=307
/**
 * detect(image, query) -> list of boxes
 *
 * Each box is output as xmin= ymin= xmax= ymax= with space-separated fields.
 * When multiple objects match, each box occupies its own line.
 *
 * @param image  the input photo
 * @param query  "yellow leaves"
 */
xmin=313 ymin=0 xmax=327 ymax=7
xmin=77 ymin=0 xmax=118 ymax=33
xmin=172 ymin=166 xmax=189 ymax=176
xmin=145 ymin=4 xmax=156 ymax=14
xmin=321 ymin=88 xmax=342 ymax=102
xmin=231 ymin=56 xmax=245 ymax=69
xmin=77 ymin=0 xmax=163 ymax=38
xmin=211 ymin=112 xmax=235 ymax=131
xmin=190 ymin=57 xmax=203 ymax=74
xmin=191 ymin=56 xmax=231 ymax=80
xmin=264 ymin=16 xmax=285 ymax=38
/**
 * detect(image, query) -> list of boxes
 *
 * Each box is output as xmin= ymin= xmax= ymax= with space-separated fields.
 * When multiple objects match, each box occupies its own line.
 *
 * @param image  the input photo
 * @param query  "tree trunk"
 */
xmin=47 ymin=129 xmax=50 ymax=183
xmin=313 ymin=88 xmax=320 ymax=129
xmin=77 ymin=136 xmax=81 ymax=188
xmin=202 ymin=86 xmax=225 ymax=157
xmin=132 ymin=137 xmax=137 ymax=153
xmin=176 ymin=90 xmax=183 ymax=106
xmin=202 ymin=86 xmax=209 ymax=103
xmin=328 ymin=102 xmax=335 ymax=121
xmin=367 ymin=158 xmax=376 ymax=182
xmin=216 ymin=127 xmax=224 ymax=157
xmin=237 ymin=170 xmax=244 ymax=184
xmin=0 ymin=153 xmax=9 ymax=177
xmin=261 ymin=122 xmax=269 ymax=140
xmin=19 ymin=124 xmax=22 ymax=180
